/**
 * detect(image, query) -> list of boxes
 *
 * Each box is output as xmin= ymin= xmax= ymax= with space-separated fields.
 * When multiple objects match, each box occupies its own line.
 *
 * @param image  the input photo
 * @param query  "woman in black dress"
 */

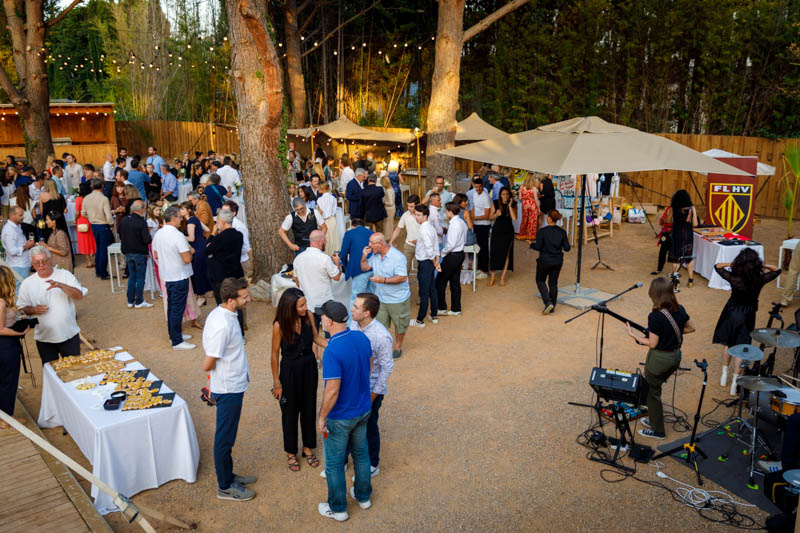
xmin=180 ymin=202 xmax=212 ymax=306
xmin=538 ymin=175 xmax=556 ymax=226
xmin=269 ymin=288 xmax=327 ymax=472
xmin=669 ymin=189 xmax=698 ymax=287
xmin=529 ymin=210 xmax=571 ymax=314
xmin=713 ymin=248 xmax=780 ymax=394
xmin=625 ymin=277 xmax=695 ymax=439
xmin=489 ymin=187 xmax=517 ymax=287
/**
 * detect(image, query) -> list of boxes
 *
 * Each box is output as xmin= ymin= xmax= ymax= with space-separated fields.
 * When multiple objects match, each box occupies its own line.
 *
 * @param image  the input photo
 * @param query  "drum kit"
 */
xmin=700 ymin=326 xmax=800 ymax=489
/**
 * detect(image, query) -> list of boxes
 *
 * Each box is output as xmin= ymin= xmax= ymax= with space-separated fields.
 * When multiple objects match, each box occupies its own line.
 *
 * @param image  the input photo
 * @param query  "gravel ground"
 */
xmin=16 ymin=215 xmax=788 ymax=532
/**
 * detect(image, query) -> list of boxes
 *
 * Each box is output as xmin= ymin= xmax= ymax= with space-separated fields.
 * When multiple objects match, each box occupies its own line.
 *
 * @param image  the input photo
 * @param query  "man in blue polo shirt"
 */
xmin=316 ymin=300 xmax=373 ymax=522
xmin=360 ymin=232 xmax=410 ymax=359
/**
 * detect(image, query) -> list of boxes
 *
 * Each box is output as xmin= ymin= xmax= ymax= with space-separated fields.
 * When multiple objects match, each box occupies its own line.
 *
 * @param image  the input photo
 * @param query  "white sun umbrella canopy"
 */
xmin=701 ymin=148 xmax=776 ymax=176
xmin=438 ymin=116 xmax=751 ymax=176
xmin=455 ymin=112 xmax=507 ymax=142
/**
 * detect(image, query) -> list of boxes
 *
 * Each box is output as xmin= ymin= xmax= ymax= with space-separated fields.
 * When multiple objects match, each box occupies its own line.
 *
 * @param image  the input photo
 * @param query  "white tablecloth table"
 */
xmin=693 ymin=233 xmax=765 ymax=290
xmin=38 ymin=349 xmax=199 ymax=515
xmin=177 ymin=180 xmax=193 ymax=203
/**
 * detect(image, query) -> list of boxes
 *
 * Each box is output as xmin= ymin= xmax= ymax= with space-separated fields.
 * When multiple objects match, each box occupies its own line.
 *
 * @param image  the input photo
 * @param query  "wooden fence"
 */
xmin=113 ymin=120 xmax=793 ymax=219
xmin=2 ymin=144 xmax=118 ymax=170
xmin=115 ymin=120 xmax=240 ymax=162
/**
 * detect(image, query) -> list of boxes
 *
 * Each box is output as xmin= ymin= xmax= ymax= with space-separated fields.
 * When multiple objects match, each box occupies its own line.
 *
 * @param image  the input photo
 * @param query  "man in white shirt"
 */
xmin=201 ymin=277 xmax=257 ymax=502
xmin=217 ymin=156 xmax=240 ymax=193
xmin=29 ymin=173 xmax=45 ymax=205
xmin=279 ymin=198 xmax=325 ymax=253
xmin=102 ymin=154 xmax=116 ymax=199
xmin=389 ymin=194 xmax=420 ymax=274
xmin=63 ymin=154 xmax=83 ymax=192
xmin=436 ymin=202 xmax=467 ymax=317
xmin=2 ymin=206 xmax=35 ymax=282
xmin=17 ymin=246 xmax=86 ymax=364
xmin=423 ymin=176 xmax=454 ymax=218
xmin=118 ymin=147 xmax=133 ymax=171
xmin=152 ymin=206 xmax=196 ymax=350
xmin=349 ymin=292 xmax=394 ymax=477
xmin=293 ymin=230 xmax=342 ymax=335
xmin=409 ymin=205 xmax=440 ymax=328
xmin=427 ymin=193 xmax=444 ymax=245
xmin=338 ymin=156 xmax=355 ymax=195
xmin=471 ymin=178 xmax=492 ymax=278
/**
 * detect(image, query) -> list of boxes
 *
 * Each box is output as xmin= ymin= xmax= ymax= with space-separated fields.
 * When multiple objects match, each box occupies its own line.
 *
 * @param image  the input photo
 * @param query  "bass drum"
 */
xmin=770 ymin=387 xmax=800 ymax=417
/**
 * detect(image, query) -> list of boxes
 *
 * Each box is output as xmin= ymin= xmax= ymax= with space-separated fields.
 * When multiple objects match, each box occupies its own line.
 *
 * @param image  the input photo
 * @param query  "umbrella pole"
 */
xmin=576 ymin=174 xmax=586 ymax=294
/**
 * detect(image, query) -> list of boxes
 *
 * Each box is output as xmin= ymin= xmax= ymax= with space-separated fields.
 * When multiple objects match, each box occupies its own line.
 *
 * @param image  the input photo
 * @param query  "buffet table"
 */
xmin=38 ymin=348 xmax=199 ymax=514
xmin=693 ymin=232 xmax=764 ymax=290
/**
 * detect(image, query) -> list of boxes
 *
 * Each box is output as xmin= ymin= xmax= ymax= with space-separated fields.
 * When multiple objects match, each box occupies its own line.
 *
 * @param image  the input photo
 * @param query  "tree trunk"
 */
xmin=0 ymin=0 xmax=56 ymax=173
xmin=425 ymin=0 xmax=464 ymax=188
xmin=225 ymin=0 xmax=292 ymax=281
xmin=285 ymin=0 xmax=307 ymax=128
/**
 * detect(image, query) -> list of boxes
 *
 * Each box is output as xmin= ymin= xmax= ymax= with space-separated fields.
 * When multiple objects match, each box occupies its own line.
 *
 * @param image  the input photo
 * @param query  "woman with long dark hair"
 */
xmin=538 ymin=174 xmax=556 ymax=227
xmin=669 ymin=189 xmax=698 ymax=287
xmin=0 ymin=265 xmax=29 ymax=431
xmin=625 ymin=277 xmax=695 ymax=439
xmin=270 ymin=288 xmax=327 ymax=472
xmin=43 ymin=211 xmax=73 ymax=272
xmin=180 ymin=201 xmax=211 ymax=306
xmin=489 ymin=186 xmax=517 ymax=287
xmin=713 ymin=248 xmax=780 ymax=393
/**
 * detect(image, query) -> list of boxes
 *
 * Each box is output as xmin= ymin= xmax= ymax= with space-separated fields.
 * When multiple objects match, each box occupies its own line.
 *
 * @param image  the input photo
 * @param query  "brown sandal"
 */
xmin=302 ymin=452 xmax=320 ymax=468
xmin=287 ymin=455 xmax=300 ymax=472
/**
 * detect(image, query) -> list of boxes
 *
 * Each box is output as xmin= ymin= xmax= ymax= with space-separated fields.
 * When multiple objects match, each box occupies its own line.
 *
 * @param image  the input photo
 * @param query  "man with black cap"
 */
xmin=316 ymin=300 xmax=373 ymax=522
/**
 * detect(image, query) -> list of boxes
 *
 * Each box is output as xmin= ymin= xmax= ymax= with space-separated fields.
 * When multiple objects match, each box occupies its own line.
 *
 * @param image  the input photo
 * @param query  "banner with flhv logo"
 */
xmin=705 ymin=156 xmax=757 ymax=239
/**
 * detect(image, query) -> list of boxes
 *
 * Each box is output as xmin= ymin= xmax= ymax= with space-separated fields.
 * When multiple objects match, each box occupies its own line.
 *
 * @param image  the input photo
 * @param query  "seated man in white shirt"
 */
xmin=436 ymin=202 xmax=467 ymax=317
xmin=16 ymin=246 xmax=86 ymax=364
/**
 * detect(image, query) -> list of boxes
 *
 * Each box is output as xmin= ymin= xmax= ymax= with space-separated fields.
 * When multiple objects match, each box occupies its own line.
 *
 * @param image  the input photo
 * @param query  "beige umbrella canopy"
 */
xmin=288 ymin=116 xmax=415 ymax=144
xmin=439 ymin=116 xmax=751 ymax=176
xmin=455 ymin=112 xmax=507 ymax=142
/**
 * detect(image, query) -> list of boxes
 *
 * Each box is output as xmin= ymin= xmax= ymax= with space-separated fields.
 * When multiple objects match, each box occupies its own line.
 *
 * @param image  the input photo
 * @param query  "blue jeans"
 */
xmin=212 ymin=392 xmax=244 ymax=490
xmin=346 ymin=394 xmax=384 ymax=468
xmin=11 ymin=266 xmax=30 ymax=290
xmin=416 ymin=259 xmax=438 ymax=321
xmin=125 ymin=253 xmax=148 ymax=305
xmin=348 ymin=271 xmax=374 ymax=319
xmin=165 ymin=278 xmax=189 ymax=345
xmin=324 ymin=410 xmax=372 ymax=512
xmin=91 ymin=224 xmax=113 ymax=278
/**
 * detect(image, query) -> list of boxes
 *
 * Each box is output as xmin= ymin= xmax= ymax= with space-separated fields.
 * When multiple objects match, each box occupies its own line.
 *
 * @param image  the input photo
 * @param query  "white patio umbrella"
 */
xmin=438 ymin=116 xmax=751 ymax=303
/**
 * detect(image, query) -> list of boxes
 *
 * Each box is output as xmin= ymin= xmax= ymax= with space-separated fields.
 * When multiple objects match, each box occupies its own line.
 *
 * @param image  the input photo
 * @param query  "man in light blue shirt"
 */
xmin=360 ymin=233 xmax=410 ymax=359
xmin=146 ymin=146 xmax=166 ymax=177
xmin=127 ymin=159 xmax=150 ymax=202
xmin=161 ymin=170 xmax=178 ymax=202
xmin=490 ymin=173 xmax=504 ymax=201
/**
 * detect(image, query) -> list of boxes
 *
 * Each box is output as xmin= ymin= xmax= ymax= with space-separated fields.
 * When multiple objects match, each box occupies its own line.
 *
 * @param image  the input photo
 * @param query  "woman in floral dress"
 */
xmin=517 ymin=174 xmax=540 ymax=241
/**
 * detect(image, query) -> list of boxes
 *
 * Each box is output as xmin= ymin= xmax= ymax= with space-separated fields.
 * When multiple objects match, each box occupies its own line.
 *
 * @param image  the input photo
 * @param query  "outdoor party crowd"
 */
xmin=6 ymin=142 xmax=792 ymax=521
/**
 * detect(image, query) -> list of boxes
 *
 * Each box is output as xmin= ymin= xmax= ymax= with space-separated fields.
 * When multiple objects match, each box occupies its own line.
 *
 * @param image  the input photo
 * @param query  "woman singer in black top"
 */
xmin=712 ymin=248 xmax=780 ymax=394
xmin=625 ymin=277 xmax=695 ymax=439
xmin=528 ymin=209 xmax=571 ymax=314
xmin=270 ymin=288 xmax=327 ymax=472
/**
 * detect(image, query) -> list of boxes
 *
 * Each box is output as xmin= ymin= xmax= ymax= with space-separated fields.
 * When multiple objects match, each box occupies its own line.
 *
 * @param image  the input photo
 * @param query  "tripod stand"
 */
xmin=588 ymin=213 xmax=613 ymax=271
xmin=654 ymin=359 xmax=709 ymax=485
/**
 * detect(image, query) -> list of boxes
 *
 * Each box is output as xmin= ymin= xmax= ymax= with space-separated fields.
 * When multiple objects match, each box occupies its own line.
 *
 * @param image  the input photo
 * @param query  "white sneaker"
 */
xmin=182 ymin=334 xmax=192 ymax=341
xmin=720 ymin=366 xmax=729 ymax=387
xmin=127 ymin=303 xmax=134 ymax=308
xmin=448 ymin=311 xmax=461 ymax=316
xmin=475 ymin=271 xmax=488 ymax=280
xmin=430 ymin=317 xmax=438 ymax=324
xmin=320 ymin=463 xmax=347 ymax=479
xmin=173 ymin=342 xmax=196 ymax=350
xmin=408 ymin=319 xmax=425 ymax=328
xmin=135 ymin=301 xmax=154 ymax=309
xmin=349 ymin=486 xmax=372 ymax=510
xmin=351 ymin=465 xmax=380 ymax=481
xmin=318 ymin=502 xmax=348 ymax=522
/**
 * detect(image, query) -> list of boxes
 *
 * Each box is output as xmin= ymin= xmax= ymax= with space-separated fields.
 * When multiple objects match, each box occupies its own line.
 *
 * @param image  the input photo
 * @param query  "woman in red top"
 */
xmin=74 ymin=182 xmax=96 ymax=268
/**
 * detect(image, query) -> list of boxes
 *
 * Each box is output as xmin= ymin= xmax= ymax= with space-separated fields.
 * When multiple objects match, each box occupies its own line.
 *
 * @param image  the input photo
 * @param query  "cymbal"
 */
xmin=728 ymin=344 xmax=764 ymax=361
xmin=737 ymin=375 xmax=781 ymax=392
xmin=751 ymin=328 xmax=800 ymax=348
xmin=784 ymin=469 xmax=800 ymax=487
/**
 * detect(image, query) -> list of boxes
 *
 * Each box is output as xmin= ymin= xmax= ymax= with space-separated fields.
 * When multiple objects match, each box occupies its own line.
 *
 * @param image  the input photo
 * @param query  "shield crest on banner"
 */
xmin=709 ymin=183 xmax=753 ymax=233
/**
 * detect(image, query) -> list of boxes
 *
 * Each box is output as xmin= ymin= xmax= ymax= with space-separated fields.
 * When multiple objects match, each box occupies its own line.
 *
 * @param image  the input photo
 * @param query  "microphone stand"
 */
xmin=565 ymin=283 xmax=645 ymax=369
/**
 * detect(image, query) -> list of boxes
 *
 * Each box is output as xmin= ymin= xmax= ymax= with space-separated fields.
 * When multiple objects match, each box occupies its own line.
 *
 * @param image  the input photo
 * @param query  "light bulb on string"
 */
xmin=362 ymin=43 xmax=366 ymax=47
xmin=333 ymin=50 xmax=337 ymax=55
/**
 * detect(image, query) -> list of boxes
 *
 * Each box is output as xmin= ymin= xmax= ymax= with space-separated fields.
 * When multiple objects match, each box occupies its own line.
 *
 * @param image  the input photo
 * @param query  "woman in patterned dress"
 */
xmin=517 ymin=174 xmax=540 ymax=241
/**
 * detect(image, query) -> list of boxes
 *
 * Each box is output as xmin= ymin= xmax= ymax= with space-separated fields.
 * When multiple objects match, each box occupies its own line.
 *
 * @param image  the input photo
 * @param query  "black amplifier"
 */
xmin=589 ymin=367 xmax=648 ymax=405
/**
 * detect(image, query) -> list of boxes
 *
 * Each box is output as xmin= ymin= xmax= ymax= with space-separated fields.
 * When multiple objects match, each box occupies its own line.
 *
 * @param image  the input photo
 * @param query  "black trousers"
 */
xmin=0 ymin=337 xmax=21 ymax=416
xmin=656 ymin=234 xmax=672 ymax=272
xmin=36 ymin=333 xmax=80 ymax=365
xmin=279 ymin=357 xmax=318 ymax=455
xmin=474 ymin=225 xmax=490 ymax=273
xmin=212 ymin=281 xmax=244 ymax=334
xmin=535 ymin=261 xmax=562 ymax=308
xmin=436 ymin=251 xmax=465 ymax=313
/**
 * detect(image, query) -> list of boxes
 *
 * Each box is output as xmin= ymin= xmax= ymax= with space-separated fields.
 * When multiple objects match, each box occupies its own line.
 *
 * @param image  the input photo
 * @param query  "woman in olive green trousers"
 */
xmin=625 ymin=277 xmax=695 ymax=439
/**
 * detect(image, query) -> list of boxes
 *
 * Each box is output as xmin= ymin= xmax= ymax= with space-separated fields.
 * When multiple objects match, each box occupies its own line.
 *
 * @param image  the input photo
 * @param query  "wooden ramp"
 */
xmin=0 ymin=401 xmax=110 ymax=533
